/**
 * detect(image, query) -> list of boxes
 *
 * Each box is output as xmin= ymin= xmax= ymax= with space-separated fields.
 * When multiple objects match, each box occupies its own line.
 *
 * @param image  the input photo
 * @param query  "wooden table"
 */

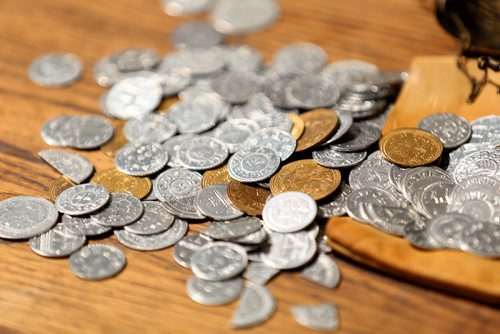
xmin=0 ymin=0 xmax=498 ymax=333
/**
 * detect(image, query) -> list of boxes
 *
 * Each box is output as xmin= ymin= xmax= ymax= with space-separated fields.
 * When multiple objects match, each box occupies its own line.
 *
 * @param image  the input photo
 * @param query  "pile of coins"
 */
xmin=2 ymin=0 xmax=498 ymax=331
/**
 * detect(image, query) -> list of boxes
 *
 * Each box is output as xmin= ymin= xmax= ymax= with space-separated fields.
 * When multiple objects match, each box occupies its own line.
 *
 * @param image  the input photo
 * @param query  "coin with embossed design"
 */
xmin=49 ymin=176 xmax=76 ymax=201
xmin=90 ymin=168 xmax=151 ymax=199
xmin=202 ymin=165 xmax=232 ymax=188
xmin=227 ymin=180 xmax=271 ymax=216
xmin=296 ymin=109 xmax=338 ymax=152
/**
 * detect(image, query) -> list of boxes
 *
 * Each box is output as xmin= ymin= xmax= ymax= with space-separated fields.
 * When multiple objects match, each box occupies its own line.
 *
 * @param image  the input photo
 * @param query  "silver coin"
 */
xmin=228 ymin=146 xmax=281 ymax=183
xmin=403 ymin=218 xmax=440 ymax=250
xmin=261 ymin=230 xmax=317 ymax=269
xmin=329 ymin=121 xmax=380 ymax=152
xmin=291 ymin=304 xmax=339 ymax=331
xmin=244 ymin=127 xmax=296 ymax=161
xmin=106 ymin=77 xmax=163 ymax=119
xmin=453 ymin=149 xmax=500 ymax=183
xmin=446 ymin=143 xmax=493 ymax=175
xmin=69 ymin=244 xmax=126 ymax=280
xmin=195 ymin=184 xmax=243 ymax=220
xmin=272 ymin=43 xmax=327 ymax=75
xmin=28 ymin=53 xmax=83 ymax=87
xmin=124 ymin=201 xmax=174 ymax=235
xmin=285 ymin=74 xmax=340 ymax=109
xmin=389 ymin=165 xmax=408 ymax=192
xmin=166 ymin=96 xmax=220 ymax=134
xmin=56 ymin=184 xmax=110 ymax=216
xmin=210 ymin=119 xmax=259 ymax=153
xmin=470 ymin=115 xmax=500 ymax=146
xmin=322 ymin=59 xmax=379 ymax=91
xmin=263 ymin=192 xmax=317 ymax=233
xmin=90 ymin=193 xmax=144 ymax=227
xmin=230 ymin=283 xmax=276 ymax=328
xmin=225 ymin=45 xmax=262 ymax=72
xmin=109 ymin=48 xmax=160 ymax=72
xmin=114 ymin=142 xmax=169 ymax=176
xmin=317 ymin=183 xmax=353 ymax=218
xmin=162 ymin=134 xmax=196 ymax=167
xmin=428 ymin=213 xmax=470 ymax=249
xmin=313 ymin=147 xmax=366 ymax=168
xmin=211 ymin=0 xmax=280 ymax=35
xmin=191 ymin=242 xmax=248 ymax=281
xmin=162 ymin=0 xmax=213 ymax=16
xmin=242 ymin=261 xmax=280 ymax=285
xmin=62 ymin=214 xmax=112 ymax=236
xmin=177 ymin=137 xmax=228 ymax=171
xmin=173 ymin=233 xmax=213 ymax=268
xmin=345 ymin=188 xmax=396 ymax=223
xmin=349 ymin=151 xmax=398 ymax=193
xmin=212 ymin=72 xmax=261 ymax=104
xmin=401 ymin=166 xmax=452 ymax=200
xmin=154 ymin=168 xmax=205 ymax=219
xmin=202 ymin=217 xmax=263 ymax=240
xmin=461 ymin=222 xmax=500 ymax=257
xmin=0 ymin=196 xmax=59 ymax=240
xmin=232 ymin=227 xmax=268 ymax=245
xmin=300 ymin=253 xmax=340 ymax=289
xmin=124 ymin=114 xmax=177 ymax=144
xmin=39 ymin=150 xmax=94 ymax=184
xmin=255 ymin=111 xmax=293 ymax=133
xmin=159 ymin=48 xmax=225 ymax=76
xmin=29 ymin=223 xmax=86 ymax=257
xmin=65 ymin=115 xmax=114 ymax=149
xmin=323 ymin=110 xmax=354 ymax=145
xmin=93 ymin=56 xmax=122 ymax=87
xmin=416 ymin=181 xmax=455 ymax=218
xmin=115 ymin=218 xmax=188 ymax=251
xmin=171 ymin=21 xmax=223 ymax=49
xmin=155 ymin=68 xmax=192 ymax=97
xmin=40 ymin=115 xmax=74 ymax=147
xmin=187 ymin=275 xmax=243 ymax=305
xmin=364 ymin=203 xmax=418 ymax=236
xmin=418 ymin=112 xmax=472 ymax=149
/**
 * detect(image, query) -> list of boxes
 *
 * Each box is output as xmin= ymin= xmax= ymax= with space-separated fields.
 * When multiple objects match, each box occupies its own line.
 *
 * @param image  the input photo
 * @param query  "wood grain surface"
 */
xmin=0 ymin=0 xmax=499 ymax=333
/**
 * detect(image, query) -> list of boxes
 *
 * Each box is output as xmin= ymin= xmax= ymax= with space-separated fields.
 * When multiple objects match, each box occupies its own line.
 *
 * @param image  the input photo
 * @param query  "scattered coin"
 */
xmin=291 ymin=304 xmax=339 ymax=331
xmin=56 ymin=184 xmax=110 ymax=215
xmin=242 ymin=261 xmax=280 ymax=285
xmin=261 ymin=229 xmax=317 ymax=269
xmin=99 ymin=121 xmax=127 ymax=157
xmin=301 ymin=253 xmax=341 ymax=289
xmin=28 ymin=53 xmax=83 ymax=87
xmin=39 ymin=150 xmax=94 ymax=184
xmin=115 ymin=143 xmax=169 ymax=176
xmin=470 ymin=115 xmax=500 ymax=146
xmin=62 ymin=214 xmax=112 ymax=237
xmin=191 ymin=242 xmax=248 ymax=281
xmin=418 ymin=112 xmax=472 ymax=149
xmin=317 ymin=183 xmax=353 ymax=218
xmin=210 ymin=119 xmax=259 ymax=153
xmin=328 ymin=121 xmax=380 ymax=152
xmin=109 ymin=48 xmax=160 ymax=72
xmin=171 ymin=21 xmax=224 ymax=49
xmin=173 ymin=233 xmax=213 ymax=268
xmin=29 ymin=223 xmax=86 ymax=257
xmin=227 ymin=180 xmax=271 ymax=216
xmin=312 ymin=146 xmax=367 ymax=168
xmin=202 ymin=217 xmax=263 ymax=240
xmin=187 ymin=276 xmax=243 ymax=305
xmin=263 ymin=192 xmax=317 ymax=233
xmin=195 ymin=184 xmax=244 ymax=220
xmin=69 ymin=244 xmax=126 ymax=280
xmin=49 ymin=176 xmax=76 ymax=201
xmin=231 ymin=283 xmax=276 ymax=328
xmin=162 ymin=0 xmax=213 ymax=16
xmin=177 ymin=136 xmax=229 ymax=171
xmin=228 ymin=146 xmax=281 ymax=183
xmin=296 ymin=109 xmax=338 ymax=152
xmin=287 ymin=113 xmax=305 ymax=140
xmin=201 ymin=164 xmax=232 ymax=188
xmin=123 ymin=114 xmax=177 ymax=144
xmin=244 ymin=127 xmax=296 ymax=161
xmin=90 ymin=168 xmax=152 ymax=199
xmin=124 ymin=201 xmax=175 ymax=235
xmin=90 ymin=193 xmax=144 ymax=227
xmin=212 ymin=71 xmax=261 ymax=104
xmin=273 ymin=42 xmax=327 ymax=75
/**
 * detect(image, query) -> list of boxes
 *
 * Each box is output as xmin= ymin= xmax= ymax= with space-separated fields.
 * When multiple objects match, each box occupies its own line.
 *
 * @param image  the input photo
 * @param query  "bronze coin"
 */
xmin=90 ymin=168 xmax=152 ymax=199
xmin=227 ymin=179 xmax=271 ymax=216
xmin=49 ymin=176 xmax=76 ymax=201
xmin=100 ymin=120 xmax=127 ymax=158
xmin=296 ymin=109 xmax=338 ymax=152
xmin=287 ymin=113 xmax=305 ymax=140
xmin=202 ymin=165 xmax=232 ymax=188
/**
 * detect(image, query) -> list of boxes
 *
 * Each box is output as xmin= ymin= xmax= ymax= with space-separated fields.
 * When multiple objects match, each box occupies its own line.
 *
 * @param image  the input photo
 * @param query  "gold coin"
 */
xmin=90 ymin=168 xmax=152 ymax=199
xmin=201 ymin=165 xmax=232 ymax=188
xmin=49 ymin=176 xmax=75 ymax=201
xmin=158 ymin=96 xmax=181 ymax=112
xmin=379 ymin=128 xmax=443 ymax=167
xmin=227 ymin=180 xmax=271 ymax=216
xmin=270 ymin=159 xmax=341 ymax=200
xmin=296 ymin=109 xmax=338 ymax=152
xmin=287 ymin=113 xmax=305 ymax=140
xmin=100 ymin=120 xmax=127 ymax=158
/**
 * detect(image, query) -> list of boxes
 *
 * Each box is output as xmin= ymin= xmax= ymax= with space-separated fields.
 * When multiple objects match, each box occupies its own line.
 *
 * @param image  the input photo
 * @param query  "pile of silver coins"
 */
xmin=1 ymin=0 xmax=499 ymax=331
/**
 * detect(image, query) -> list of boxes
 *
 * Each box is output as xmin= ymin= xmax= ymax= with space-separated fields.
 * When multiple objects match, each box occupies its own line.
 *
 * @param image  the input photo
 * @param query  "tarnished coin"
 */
xmin=212 ymin=71 xmax=261 ymax=103
xmin=90 ymin=193 xmax=144 ymax=227
xmin=162 ymin=134 xmax=196 ymax=167
xmin=115 ymin=143 xmax=169 ymax=176
xmin=124 ymin=201 xmax=174 ymax=235
xmin=329 ymin=121 xmax=380 ymax=152
xmin=62 ymin=214 xmax=112 ymax=236
xmin=285 ymin=74 xmax=340 ymax=109
xmin=227 ymin=180 xmax=271 ymax=216
xmin=49 ymin=177 xmax=76 ymax=201
xmin=154 ymin=168 xmax=205 ymax=219
xmin=273 ymin=43 xmax=327 ymax=75
xmin=470 ymin=115 xmax=500 ymax=145
xmin=312 ymin=146 xmax=366 ymax=168
xmin=242 ymin=261 xmax=280 ymax=285
xmin=202 ymin=165 xmax=232 ymax=188
xmin=191 ymin=242 xmax=248 ymax=281
xmin=296 ymin=109 xmax=338 ymax=152
xmin=317 ymin=183 xmax=352 ymax=218
xmin=173 ymin=233 xmax=213 ymax=268
xmin=261 ymin=229 xmax=317 ymax=269
xmin=124 ymin=114 xmax=177 ymax=144
xmin=56 ymin=184 xmax=110 ymax=215
xmin=202 ymin=217 xmax=263 ymax=240
xmin=187 ymin=276 xmax=244 ymax=305
xmin=211 ymin=0 xmax=280 ymax=35
xmin=69 ymin=244 xmax=125 ymax=280
xmin=28 ymin=53 xmax=83 ymax=87
xmin=115 ymin=218 xmax=188 ymax=251
xmin=379 ymin=128 xmax=443 ymax=167
xmin=195 ymin=184 xmax=244 ymax=220
xmin=177 ymin=137 xmax=228 ymax=171
xmin=90 ymin=168 xmax=152 ymax=199
xmin=428 ymin=213 xmax=470 ymax=249
xmin=292 ymin=304 xmax=339 ymax=331
xmin=228 ymin=146 xmax=281 ymax=183
xmin=162 ymin=0 xmax=213 ymax=16
xmin=262 ymin=192 xmax=317 ymax=233
xmin=39 ymin=150 xmax=93 ymax=185
xmin=270 ymin=159 xmax=341 ymax=200
xmin=171 ymin=21 xmax=224 ymax=49
xmin=0 ymin=196 xmax=59 ymax=240
xmin=109 ymin=48 xmax=159 ymax=72
xmin=461 ymin=222 xmax=500 ymax=257
xmin=29 ymin=223 xmax=86 ymax=257
xmin=210 ymin=119 xmax=259 ymax=153
xmin=244 ymin=127 xmax=296 ymax=161
xmin=418 ymin=112 xmax=472 ymax=149
xmin=301 ymin=253 xmax=341 ymax=289
xmin=287 ymin=113 xmax=305 ymax=140
xmin=231 ymin=283 xmax=276 ymax=328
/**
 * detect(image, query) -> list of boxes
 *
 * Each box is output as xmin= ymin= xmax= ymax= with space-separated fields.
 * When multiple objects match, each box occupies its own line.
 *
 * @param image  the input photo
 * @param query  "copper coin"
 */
xmin=201 ymin=165 xmax=232 ymax=188
xmin=90 ymin=168 xmax=152 ymax=199
xmin=100 ymin=120 xmax=127 ymax=158
xmin=227 ymin=179 xmax=271 ymax=216
xmin=287 ymin=113 xmax=305 ymax=140
xmin=49 ymin=176 xmax=76 ymax=201
xmin=380 ymin=128 xmax=443 ymax=167
xmin=296 ymin=109 xmax=338 ymax=152
xmin=270 ymin=159 xmax=341 ymax=200
xmin=158 ymin=96 xmax=181 ymax=112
